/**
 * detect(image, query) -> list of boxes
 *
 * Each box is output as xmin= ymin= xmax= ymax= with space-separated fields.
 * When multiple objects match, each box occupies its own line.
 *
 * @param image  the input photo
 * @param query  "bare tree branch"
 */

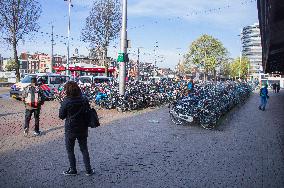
xmin=82 ymin=0 xmax=121 ymax=59
xmin=0 ymin=0 xmax=42 ymax=81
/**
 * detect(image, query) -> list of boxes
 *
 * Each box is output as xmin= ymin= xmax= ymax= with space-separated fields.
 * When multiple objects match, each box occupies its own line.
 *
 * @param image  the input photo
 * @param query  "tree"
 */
xmin=176 ymin=60 xmax=191 ymax=75
xmin=219 ymin=58 xmax=233 ymax=79
xmin=82 ymin=0 xmax=121 ymax=74
xmin=5 ymin=59 xmax=17 ymax=71
xmin=184 ymin=34 xmax=228 ymax=81
xmin=230 ymin=57 xmax=250 ymax=79
xmin=0 ymin=0 xmax=42 ymax=81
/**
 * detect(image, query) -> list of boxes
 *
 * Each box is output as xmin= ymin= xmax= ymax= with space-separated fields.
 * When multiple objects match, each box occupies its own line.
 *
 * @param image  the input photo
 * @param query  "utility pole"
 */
xmin=153 ymin=41 xmax=158 ymax=76
xmin=136 ymin=47 xmax=143 ymax=81
xmin=64 ymin=0 xmax=72 ymax=76
xmin=51 ymin=25 xmax=54 ymax=73
xmin=238 ymin=32 xmax=243 ymax=79
xmin=119 ymin=0 xmax=127 ymax=95
xmin=136 ymin=48 xmax=140 ymax=81
xmin=239 ymin=51 xmax=242 ymax=79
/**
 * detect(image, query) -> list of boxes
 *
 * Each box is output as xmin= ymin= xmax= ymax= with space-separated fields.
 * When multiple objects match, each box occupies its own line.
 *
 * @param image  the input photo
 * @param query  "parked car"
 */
xmin=10 ymin=73 xmax=70 ymax=100
xmin=78 ymin=76 xmax=93 ymax=87
xmin=93 ymin=76 xmax=113 ymax=84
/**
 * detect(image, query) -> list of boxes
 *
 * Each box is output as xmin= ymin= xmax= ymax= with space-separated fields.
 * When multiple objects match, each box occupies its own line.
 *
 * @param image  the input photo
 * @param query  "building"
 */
xmin=2 ymin=58 xmax=11 ymax=71
xmin=34 ymin=53 xmax=52 ymax=72
xmin=157 ymin=68 xmax=174 ymax=77
xmin=0 ymin=54 xmax=3 ymax=71
xmin=241 ymin=23 xmax=263 ymax=79
xmin=53 ymin=55 xmax=64 ymax=67
xmin=257 ymin=0 xmax=284 ymax=74
xmin=19 ymin=53 xmax=39 ymax=74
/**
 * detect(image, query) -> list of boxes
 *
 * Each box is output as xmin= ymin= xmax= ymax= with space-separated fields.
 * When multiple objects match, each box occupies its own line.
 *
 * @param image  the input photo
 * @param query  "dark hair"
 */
xmin=64 ymin=81 xmax=81 ymax=97
xmin=31 ymin=77 xmax=37 ymax=84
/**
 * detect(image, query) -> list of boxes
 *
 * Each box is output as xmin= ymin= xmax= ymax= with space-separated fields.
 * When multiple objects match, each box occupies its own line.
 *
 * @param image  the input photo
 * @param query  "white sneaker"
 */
xmin=85 ymin=169 xmax=95 ymax=176
xmin=24 ymin=128 xmax=29 ymax=137
xmin=33 ymin=131 xmax=41 ymax=136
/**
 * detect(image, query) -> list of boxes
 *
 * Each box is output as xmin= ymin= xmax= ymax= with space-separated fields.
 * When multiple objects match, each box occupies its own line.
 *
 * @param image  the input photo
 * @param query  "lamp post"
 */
xmin=119 ymin=0 xmax=127 ymax=95
xmin=64 ymin=0 xmax=72 ymax=76
xmin=153 ymin=41 xmax=158 ymax=76
xmin=51 ymin=24 xmax=54 ymax=73
xmin=136 ymin=47 xmax=143 ymax=81
xmin=238 ymin=32 xmax=243 ymax=80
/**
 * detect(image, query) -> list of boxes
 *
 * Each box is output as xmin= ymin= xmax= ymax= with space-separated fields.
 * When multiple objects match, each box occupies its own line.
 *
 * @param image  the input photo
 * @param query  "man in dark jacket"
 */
xmin=59 ymin=81 xmax=94 ymax=176
xmin=22 ymin=77 xmax=45 ymax=136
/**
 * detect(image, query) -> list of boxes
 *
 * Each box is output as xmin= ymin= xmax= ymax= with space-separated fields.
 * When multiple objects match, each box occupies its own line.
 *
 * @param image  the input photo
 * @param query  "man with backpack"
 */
xmin=22 ymin=77 xmax=45 ymax=136
xmin=259 ymin=84 xmax=269 ymax=111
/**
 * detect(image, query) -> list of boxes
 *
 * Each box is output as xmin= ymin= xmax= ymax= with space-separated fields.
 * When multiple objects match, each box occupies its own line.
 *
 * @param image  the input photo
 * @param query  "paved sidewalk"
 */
xmin=0 ymin=90 xmax=283 ymax=188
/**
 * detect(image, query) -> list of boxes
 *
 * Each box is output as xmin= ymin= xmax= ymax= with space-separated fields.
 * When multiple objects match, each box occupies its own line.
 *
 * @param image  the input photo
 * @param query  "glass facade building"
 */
xmin=241 ymin=23 xmax=263 ymax=77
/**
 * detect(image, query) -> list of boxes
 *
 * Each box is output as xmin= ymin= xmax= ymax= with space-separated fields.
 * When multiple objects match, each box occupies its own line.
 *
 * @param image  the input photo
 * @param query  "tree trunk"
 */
xmin=104 ymin=47 xmax=108 ymax=76
xmin=12 ymin=38 xmax=20 ymax=82
xmin=213 ymin=69 xmax=217 ymax=83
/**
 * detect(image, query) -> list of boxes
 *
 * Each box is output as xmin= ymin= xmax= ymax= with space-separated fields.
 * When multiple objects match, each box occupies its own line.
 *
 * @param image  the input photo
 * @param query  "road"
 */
xmin=0 ymin=87 xmax=10 ymax=99
xmin=0 ymin=90 xmax=283 ymax=187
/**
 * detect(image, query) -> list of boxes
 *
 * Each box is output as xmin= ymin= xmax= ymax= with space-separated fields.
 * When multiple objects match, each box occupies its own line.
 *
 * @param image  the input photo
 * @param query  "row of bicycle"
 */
xmin=54 ymin=81 xmax=186 ymax=111
xmin=169 ymin=81 xmax=255 ymax=129
xmin=53 ymin=81 xmax=256 ymax=120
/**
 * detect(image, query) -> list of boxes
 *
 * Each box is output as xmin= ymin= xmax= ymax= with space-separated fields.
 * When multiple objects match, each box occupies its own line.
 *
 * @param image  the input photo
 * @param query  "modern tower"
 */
xmin=241 ymin=23 xmax=263 ymax=78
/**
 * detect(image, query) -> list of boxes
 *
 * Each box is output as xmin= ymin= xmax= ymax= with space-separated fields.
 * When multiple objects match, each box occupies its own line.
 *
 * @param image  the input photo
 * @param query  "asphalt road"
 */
xmin=0 ymin=90 xmax=283 ymax=188
xmin=0 ymin=87 xmax=10 ymax=99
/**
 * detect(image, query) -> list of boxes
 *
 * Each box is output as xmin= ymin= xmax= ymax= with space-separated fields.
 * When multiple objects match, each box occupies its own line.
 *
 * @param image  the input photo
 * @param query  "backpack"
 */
xmin=24 ymin=86 xmax=41 ymax=108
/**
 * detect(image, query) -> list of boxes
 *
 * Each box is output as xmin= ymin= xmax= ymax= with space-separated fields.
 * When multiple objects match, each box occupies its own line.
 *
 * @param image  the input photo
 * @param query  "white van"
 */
xmin=10 ymin=73 xmax=70 ymax=99
xmin=78 ymin=76 xmax=93 ymax=87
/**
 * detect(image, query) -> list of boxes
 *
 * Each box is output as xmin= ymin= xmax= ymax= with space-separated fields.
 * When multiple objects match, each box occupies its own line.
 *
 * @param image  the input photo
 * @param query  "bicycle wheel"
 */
xmin=199 ymin=111 xmax=216 ymax=130
xmin=169 ymin=104 xmax=183 ymax=125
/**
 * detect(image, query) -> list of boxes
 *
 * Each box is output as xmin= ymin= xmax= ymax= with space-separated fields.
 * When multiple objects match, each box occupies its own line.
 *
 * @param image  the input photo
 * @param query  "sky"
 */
xmin=0 ymin=0 xmax=259 ymax=69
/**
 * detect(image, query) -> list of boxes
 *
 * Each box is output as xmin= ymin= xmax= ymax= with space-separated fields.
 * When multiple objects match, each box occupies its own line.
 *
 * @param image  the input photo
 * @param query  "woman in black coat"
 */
xmin=59 ymin=81 xmax=94 ymax=176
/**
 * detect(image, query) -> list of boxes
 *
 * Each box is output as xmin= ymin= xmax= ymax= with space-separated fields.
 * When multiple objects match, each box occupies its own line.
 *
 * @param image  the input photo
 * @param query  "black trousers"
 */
xmin=65 ymin=135 xmax=91 ymax=171
xmin=24 ymin=109 xmax=40 ymax=132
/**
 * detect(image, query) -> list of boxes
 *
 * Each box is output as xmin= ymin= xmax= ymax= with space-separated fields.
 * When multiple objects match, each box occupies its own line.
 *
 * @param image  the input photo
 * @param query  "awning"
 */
xmin=53 ymin=66 xmax=116 ymax=72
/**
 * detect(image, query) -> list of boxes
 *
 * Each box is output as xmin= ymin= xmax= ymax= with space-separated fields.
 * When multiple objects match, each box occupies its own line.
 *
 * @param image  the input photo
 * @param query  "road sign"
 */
xmin=117 ymin=52 xmax=125 ymax=62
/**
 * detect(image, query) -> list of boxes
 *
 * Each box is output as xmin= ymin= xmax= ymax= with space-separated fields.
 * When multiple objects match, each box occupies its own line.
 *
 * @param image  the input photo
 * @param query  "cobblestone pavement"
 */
xmin=0 ymin=90 xmax=283 ymax=188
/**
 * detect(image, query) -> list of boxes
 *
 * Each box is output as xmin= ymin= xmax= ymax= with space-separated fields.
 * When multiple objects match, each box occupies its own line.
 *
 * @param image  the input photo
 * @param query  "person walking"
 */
xmin=59 ymin=81 xmax=94 ymax=176
xmin=22 ymin=77 xmax=45 ymax=136
xmin=276 ymin=83 xmax=280 ymax=93
xmin=272 ymin=83 xmax=277 ymax=93
xmin=259 ymin=84 xmax=269 ymax=111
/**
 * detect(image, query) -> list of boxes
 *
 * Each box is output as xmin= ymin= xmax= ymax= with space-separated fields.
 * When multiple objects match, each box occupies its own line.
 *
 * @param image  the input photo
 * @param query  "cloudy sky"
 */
xmin=0 ymin=0 xmax=259 ymax=68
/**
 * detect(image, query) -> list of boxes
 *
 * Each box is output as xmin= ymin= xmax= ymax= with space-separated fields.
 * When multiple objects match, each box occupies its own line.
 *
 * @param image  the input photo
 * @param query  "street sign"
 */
xmin=117 ymin=52 xmax=125 ymax=62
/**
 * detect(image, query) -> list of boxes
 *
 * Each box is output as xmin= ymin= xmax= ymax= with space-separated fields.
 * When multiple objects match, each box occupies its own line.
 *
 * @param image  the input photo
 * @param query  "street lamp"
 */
xmin=119 ymin=0 xmax=127 ymax=95
xmin=153 ymin=41 xmax=158 ymax=76
xmin=136 ymin=47 xmax=143 ymax=81
xmin=238 ymin=32 xmax=243 ymax=80
xmin=64 ymin=0 xmax=73 ymax=76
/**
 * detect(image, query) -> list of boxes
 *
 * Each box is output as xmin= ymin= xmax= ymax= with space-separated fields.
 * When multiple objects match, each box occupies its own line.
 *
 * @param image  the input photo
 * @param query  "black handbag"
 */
xmin=86 ymin=108 xmax=100 ymax=128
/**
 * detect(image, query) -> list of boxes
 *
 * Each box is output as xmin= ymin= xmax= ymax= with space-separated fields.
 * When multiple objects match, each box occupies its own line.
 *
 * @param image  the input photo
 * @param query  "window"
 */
xmin=21 ymin=75 xmax=35 ymax=83
xmin=50 ymin=76 xmax=69 ymax=84
xmin=38 ymin=76 xmax=48 ymax=84
xmin=80 ymin=77 xmax=92 ymax=83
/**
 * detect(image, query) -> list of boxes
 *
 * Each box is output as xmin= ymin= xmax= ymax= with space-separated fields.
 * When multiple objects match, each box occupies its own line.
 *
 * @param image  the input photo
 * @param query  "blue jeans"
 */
xmin=259 ymin=97 xmax=267 ymax=110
